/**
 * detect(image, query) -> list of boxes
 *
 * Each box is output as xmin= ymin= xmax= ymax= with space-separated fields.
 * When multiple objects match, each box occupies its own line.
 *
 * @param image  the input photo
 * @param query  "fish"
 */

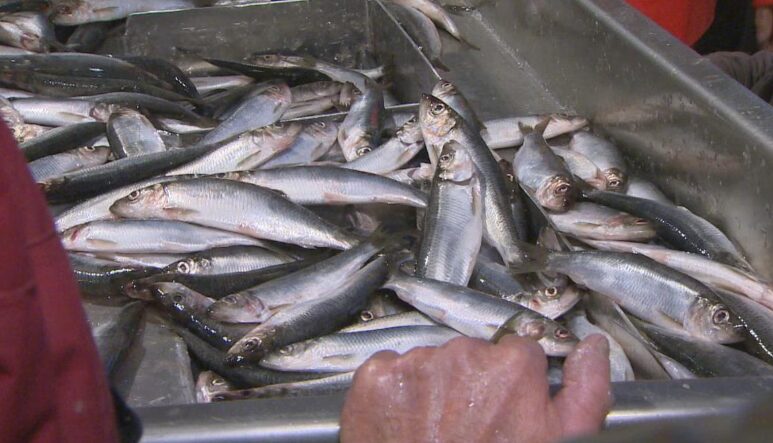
xmin=651 ymin=351 xmax=696 ymax=379
xmin=383 ymin=272 xmax=578 ymax=356
xmin=91 ymin=301 xmax=145 ymax=375
xmin=417 ymin=141 xmax=482 ymax=285
xmin=625 ymin=176 xmax=671 ymax=205
xmin=565 ymin=131 xmax=628 ymax=192
xmin=168 ymin=122 xmax=302 ymax=175
xmin=226 ymin=257 xmax=388 ymax=364
xmin=260 ymin=325 xmax=460 ymax=372
xmin=714 ymin=290 xmax=773 ymax=364
xmin=260 ymin=121 xmax=338 ymax=168
xmin=82 ymin=92 xmax=207 ymax=124
xmin=49 ymin=0 xmax=207 ymax=25
xmin=384 ymin=162 xmax=435 ymax=186
xmin=109 ymin=177 xmax=360 ymax=249
xmin=551 ymin=147 xmax=607 ymax=191
xmin=199 ymin=82 xmax=292 ymax=145
xmin=281 ymin=95 xmax=337 ymax=120
xmin=145 ymin=281 xmax=254 ymax=350
xmin=195 ymin=371 xmax=235 ymax=403
xmin=208 ymin=372 xmax=354 ymax=402
xmin=42 ymin=143 xmax=216 ymax=203
xmin=0 ymin=11 xmax=53 ymax=52
xmin=69 ymin=253 xmax=159 ymax=299
xmin=28 ymin=145 xmax=110 ymax=182
xmin=119 ymin=55 xmax=201 ymax=99
xmin=566 ymin=310 xmax=635 ymax=382
xmin=19 ymin=121 xmax=105 ymax=161
xmin=337 ymin=80 xmax=384 ymax=161
xmin=208 ymin=240 xmax=381 ymax=323
xmin=341 ymin=116 xmax=425 ymax=175
xmin=581 ymin=240 xmax=773 ymax=310
xmin=583 ymin=189 xmax=751 ymax=270
xmin=191 ymin=75 xmax=254 ymax=95
xmin=222 ymin=166 xmax=428 ymax=208
xmin=106 ymin=107 xmax=166 ymax=158
xmin=65 ymin=21 xmax=112 ymax=53
xmin=88 ymin=252 xmax=186 ymax=269
xmin=338 ymin=311 xmax=438 ymax=333
xmin=481 ymin=115 xmax=589 ymax=150
xmin=0 ymin=95 xmax=23 ymax=137
xmin=385 ymin=2 xmax=445 ymax=69
xmin=61 ymin=219 xmax=266 ymax=254
xmin=419 ymin=93 xmax=529 ymax=267
xmin=289 ymin=81 xmax=343 ymax=103
xmin=247 ymin=54 xmax=372 ymax=92
xmin=163 ymin=246 xmax=294 ymax=277
xmin=584 ymin=292 xmax=670 ymax=379
xmin=513 ymin=122 xmax=576 ymax=212
xmin=432 ymin=80 xmax=484 ymax=134
xmin=548 ymin=202 xmax=656 ymax=241
xmin=390 ymin=0 xmax=467 ymax=44
xmin=470 ymin=254 xmax=581 ymax=320
xmin=638 ymin=321 xmax=773 ymax=377
xmin=523 ymin=249 xmax=745 ymax=343
xmin=10 ymin=97 xmax=120 ymax=126
xmin=174 ymin=325 xmax=326 ymax=389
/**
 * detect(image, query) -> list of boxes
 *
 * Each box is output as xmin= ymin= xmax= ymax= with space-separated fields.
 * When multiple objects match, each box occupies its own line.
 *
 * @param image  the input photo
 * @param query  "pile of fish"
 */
xmin=4 ymin=0 xmax=773 ymax=405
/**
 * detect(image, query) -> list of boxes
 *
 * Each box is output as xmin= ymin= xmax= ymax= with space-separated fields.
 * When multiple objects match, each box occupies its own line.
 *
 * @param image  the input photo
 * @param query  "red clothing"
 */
xmin=628 ymin=0 xmax=717 ymax=45
xmin=0 ymin=123 xmax=118 ymax=443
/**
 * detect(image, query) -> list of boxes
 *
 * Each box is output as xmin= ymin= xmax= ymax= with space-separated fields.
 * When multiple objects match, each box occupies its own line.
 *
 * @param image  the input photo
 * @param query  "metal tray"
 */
xmin=106 ymin=0 xmax=773 ymax=440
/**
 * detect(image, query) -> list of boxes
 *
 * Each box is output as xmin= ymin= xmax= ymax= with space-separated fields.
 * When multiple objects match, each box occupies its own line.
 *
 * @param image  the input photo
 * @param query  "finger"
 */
xmin=553 ymin=334 xmax=612 ymax=439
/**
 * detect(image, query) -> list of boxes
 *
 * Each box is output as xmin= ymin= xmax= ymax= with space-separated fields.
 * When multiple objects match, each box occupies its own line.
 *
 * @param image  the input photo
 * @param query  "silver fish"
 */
xmin=169 ymin=122 xmax=302 ymax=175
xmin=566 ymin=131 xmax=628 ymax=192
xmin=533 ymin=250 xmax=745 ymax=343
xmin=513 ymin=122 xmax=576 ymax=212
xmin=195 ymin=371 xmax=235 ymax=403
xmin=109 ymin=178 xmax=359 ymax=249
xmin=200 ymin=82 xmax=292 ymax=145
xmin=191 ymin=75 xmax=254 ymax=94
xmin=164 ymin=246 xmax=293 ymax=277
xmin=548 ymin=202 xmax=655 ymax=241
xmin=261 ymin=121 xmax=338 ymax=168
xmin=0 ymin=12 xmax=53 ymax=52
xmin=625 ymin=176 xmax=671 ymax=205
xmin=223 ymin=166 xmax=427 ymax=208
xmin=106 ymin=107 xmax=166 ymax=158
xmin=342 ymin=116 xmax=425 ymax=175
xmin=384 ymin=163 xmax=434 ymax=186
xmin=208 ymin=372 xmax=354 ymax=402
xmin=551 ymin=146 xmax=607 ymax=190
xmin=339 ymin=311 xmax=438 ymax=333
xmin=652 ymin=351 xmax=696 ymax=379
xmin=383 ymin=273 xmax=578 ymax=356
xmin=208 ymin=241 xmax=380 ymax=323
xmin=11 ymin=97 xmax=118 ymax=126
xmin=281 ymin=95 xmax=336 ymax=120
xmin=290 ymin=81 xmax=343 ymax=103
xmin=28 ymin=146 xmax=110 ymax=182
xmin=417 ymin=141 xmax=482 ymax=285
xmin=337 ymin=80 xmax=384 ymax=161
xmin=582 ymin=240 xmax=773 ymax=310
xmin=260 ymin=325 xmax=460 ymax=372
xmin=386 ymin=2 xmax=445 ymax=69
xmin=61 ymin=219 xmax=265 ymax=254
xmin=482 ymin=115 xmax=589 ymax=150
xmin=49 ymin=0 xmax=204 ymax=25
xmin=432 ymin=80 xmax=483 ymax=134
xmin=390 ymin=0 xmax=466 ymax=43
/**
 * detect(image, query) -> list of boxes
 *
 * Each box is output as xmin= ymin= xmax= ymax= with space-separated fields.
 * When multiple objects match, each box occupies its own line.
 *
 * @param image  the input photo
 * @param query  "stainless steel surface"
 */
xmin=136 ymin=377 xmax=773 ymax=443
xmin=113 ymin=0 xmax=773 ymax=440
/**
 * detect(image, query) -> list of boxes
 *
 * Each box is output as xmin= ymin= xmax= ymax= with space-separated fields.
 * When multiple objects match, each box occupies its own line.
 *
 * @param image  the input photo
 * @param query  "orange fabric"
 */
xmin=628 ymin=0 xmax=717 ymax=45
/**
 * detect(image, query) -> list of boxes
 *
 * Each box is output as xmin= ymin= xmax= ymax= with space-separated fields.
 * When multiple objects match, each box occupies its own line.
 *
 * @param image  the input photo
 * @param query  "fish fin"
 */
xmin=519 ymin=118 xmax=552 ymax=136
xmin=85 ymin=238 xmax=119 ymax=249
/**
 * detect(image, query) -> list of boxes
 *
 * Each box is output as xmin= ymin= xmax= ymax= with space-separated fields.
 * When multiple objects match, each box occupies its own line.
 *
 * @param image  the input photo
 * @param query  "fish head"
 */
xmin=225 ymin=328 xmax=276 ymax=364
xmin=49 ymin=0 xmax=93 ymax=26
xmin=685 ymin=297 xmax=745 ymax=344
xmin=215 ymin=171 xmax=249 ymax=182
xmin=604 ymin=212 xmax=655 ymax=241
xmin=431 ymin=79 xmax=459 ymax=101
xmin=306 ymin=120 xmax=339 ymax=143
xmin=537 ymin=175 xmax=575 ymax=212
xmin=525 ymin=285 xmax=582 ymax=320
xmin=90 ymin=103 xmax=121 ymax=122
xmin=109 ymin=183 xmax=169 ymax=219
xmin=60 ymin=223 xmax=91 ymax=250
xmin=544 ymin=114 xmax=589 ymax=138
xmin=438 ymin=141 xmax=475 ymax=182
xmin=264 ymin=82 xmax=292 ymax=106
xmin=168 ymin=256 xmax=213 ymax=276
xmin=396 ymin=116 xmax=423 ymax=144
xmin=419 ymin=94 xmax=458 ymax=141
xmin=76 ymin=145 xmax=110 ymax=162
xmin=501 ymin=315 xmax=578 ymax=357
xmin=195 ymin=371 xmax=233 ymax=403
xmin=150 ymin=281 xmax=213 ymax=313
xmin=249 ymin=53 xmax=298 ymax=69
xmin=207 ymin=294 xmax=269 ymax=324
xmin=603 ymin=168 xmax=627 ymax=192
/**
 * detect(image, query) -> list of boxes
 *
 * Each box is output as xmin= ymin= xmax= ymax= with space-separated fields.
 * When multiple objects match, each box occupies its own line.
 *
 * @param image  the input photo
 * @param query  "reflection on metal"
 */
xmin=117 ymin=0 xmax=773 ymax=438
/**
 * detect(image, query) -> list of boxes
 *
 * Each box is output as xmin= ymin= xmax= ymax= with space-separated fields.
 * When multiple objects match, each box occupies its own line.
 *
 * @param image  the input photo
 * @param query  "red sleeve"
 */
xmin=754 ymin=0 xmax=773 ymax=7
xmin=627 ymin=0 xmax=717 ymax=45
xmin=0 ymin=122 xmax=119 ymax=443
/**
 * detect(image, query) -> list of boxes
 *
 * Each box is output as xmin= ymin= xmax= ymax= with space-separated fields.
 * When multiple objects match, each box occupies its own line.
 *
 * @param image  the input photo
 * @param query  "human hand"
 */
xmin=340 ymin=334 xmax=612 ymax=443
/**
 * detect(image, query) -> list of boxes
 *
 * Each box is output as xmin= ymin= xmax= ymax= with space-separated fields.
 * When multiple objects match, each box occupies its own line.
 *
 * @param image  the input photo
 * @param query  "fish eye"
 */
xmin=555 ymin=183 xmax=571 ymax=195
xmin=315 ymin=121 xmax=326 ymax=128
xmin=177 ymin=262 xmax=191 ymax=274
xmin=268 ymin=86 xmax=280 ymax=93
xmin=261 ymin=55 xmax=276 ymax=62
xmin=430 ymin=103 xmax=446 ymax=115
xmin=272 ymin=121 xmax=284 ymax=128
xmin=172 ymin=294 xmax=183 ymax=303
xmin=278 ymin=345 xmax=293 ymax=355
xmin=505 ymin=173 xmax=515 ymax=182
xmin=408 ymin=116 xmax=417 ymax=123
xmin=356 ymin=146 xmax=372 ymax=156
xmin=543 ymin=286 xmax=559 ymax=299
xmin=360 ymin=310 xmax=374 ymax=322
xmin=127 ymin=190 xmax=141 ymax=201
xmin=84 ymin=146 xmax=96 ymax=152
xmin=212 ymin=378 xmax=226 ymax=386
xmin=713 ymin=308 xmax=730 ymax=325
xmin=439 ymin=152 xmax=454 ymax=163
xmin=243 ymin=338 xmax=259 ymax=351
xmin=634 ymin=218 xmax=649 ymax=225
xmin=554 ymin=327 xmax=572 ymax=340
xmin=440 ymin=80 xmax=452 ymax=88
xmin=608 ymin=178 xmax=622 ymax=188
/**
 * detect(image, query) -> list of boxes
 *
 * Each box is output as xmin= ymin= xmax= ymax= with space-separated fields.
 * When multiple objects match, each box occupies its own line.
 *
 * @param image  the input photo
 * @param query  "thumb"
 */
xmin=553 ymin=334 xmax=612 ymax=439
